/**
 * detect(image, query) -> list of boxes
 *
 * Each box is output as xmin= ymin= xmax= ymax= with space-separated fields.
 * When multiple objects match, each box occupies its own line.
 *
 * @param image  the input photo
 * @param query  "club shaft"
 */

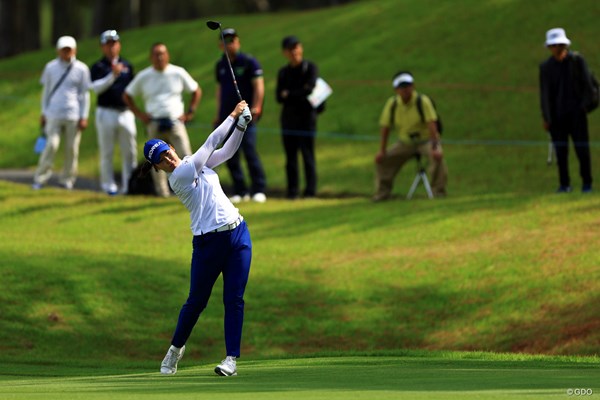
xmin=218 ymin=29 xmax=243 ymax=102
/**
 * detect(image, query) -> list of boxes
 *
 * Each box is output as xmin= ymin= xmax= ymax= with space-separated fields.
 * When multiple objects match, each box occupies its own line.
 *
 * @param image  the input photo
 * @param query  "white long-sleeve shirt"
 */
xmin=169 ymin=116 xmax=245 ymax=235
xmin=40 ymin=57 xmax=91 ymax=120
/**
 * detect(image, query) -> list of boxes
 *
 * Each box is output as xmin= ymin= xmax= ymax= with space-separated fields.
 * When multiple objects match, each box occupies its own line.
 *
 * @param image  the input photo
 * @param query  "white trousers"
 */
xmin=95 ymin=107 xmax=137 ymax=193
xmin=34 ymin=118 xmax=81 ymax=187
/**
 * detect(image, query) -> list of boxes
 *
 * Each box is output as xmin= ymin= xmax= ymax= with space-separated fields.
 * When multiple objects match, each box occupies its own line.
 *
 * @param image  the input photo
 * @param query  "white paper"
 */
xmin=307 ymin=77 xmax=332 ymax=108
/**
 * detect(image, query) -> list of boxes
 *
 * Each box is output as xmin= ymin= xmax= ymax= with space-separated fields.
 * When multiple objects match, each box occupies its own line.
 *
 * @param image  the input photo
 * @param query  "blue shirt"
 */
xmin=215 ymin=52 xmax=262 ymax=121
xmin=90 ymin=57 xmax=134 ymax=109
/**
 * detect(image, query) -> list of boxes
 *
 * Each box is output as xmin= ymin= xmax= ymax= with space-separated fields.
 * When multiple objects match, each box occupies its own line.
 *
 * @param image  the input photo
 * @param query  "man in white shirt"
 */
xmin=33 ymin=36 xmax=91 ymax=190
xmin=90 ymin=29 xmax=137 ymax=195
xmin=123 ymin=42 xmax=202 ymax=197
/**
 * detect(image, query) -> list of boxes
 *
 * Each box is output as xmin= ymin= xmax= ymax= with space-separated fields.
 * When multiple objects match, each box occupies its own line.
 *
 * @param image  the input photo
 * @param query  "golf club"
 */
xmin=547 ymin=141 xmax=553 ymax=165
xmin=206 ymin=20 xmax=243 ymax=102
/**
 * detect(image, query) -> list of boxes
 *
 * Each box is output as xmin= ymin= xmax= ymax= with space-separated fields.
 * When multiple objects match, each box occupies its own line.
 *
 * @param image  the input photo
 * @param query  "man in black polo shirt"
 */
xmin=539 ymin=27 xmax=594 ymax=193
xmin=90 ymin=30 xmax=137 ymax=195
xmin=214 ymin=28 xmax=267 ymax=203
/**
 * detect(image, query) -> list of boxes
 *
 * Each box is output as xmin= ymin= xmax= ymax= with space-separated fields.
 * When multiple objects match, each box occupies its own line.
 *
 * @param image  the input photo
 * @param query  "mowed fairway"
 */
xmin=2 ymin=0 xmax=600 ymax=398
xmin=1 ymin=354 xmax=598 ymax=400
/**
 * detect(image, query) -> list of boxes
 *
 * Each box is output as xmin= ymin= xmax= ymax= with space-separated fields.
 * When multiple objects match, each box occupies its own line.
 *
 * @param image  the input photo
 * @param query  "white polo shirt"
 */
xmin=40 ymin=57 xmax=91 ymax=120
xmin=167 ymin=115 xmax=243 ymax=236
xmin=169 ymin=161 xmax=239 ymax=236
xmin=125 ymin=64 xmax=198 ymax=119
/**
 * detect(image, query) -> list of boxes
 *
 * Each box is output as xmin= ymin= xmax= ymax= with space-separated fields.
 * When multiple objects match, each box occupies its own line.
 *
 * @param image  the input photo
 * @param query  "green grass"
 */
xmin=1 ymin=352 xmax=599 ymax=400
xmin=1 ymin=180 xmax=599 ymax=365
xmin=1 ymin=0 xmax=600 ymax=397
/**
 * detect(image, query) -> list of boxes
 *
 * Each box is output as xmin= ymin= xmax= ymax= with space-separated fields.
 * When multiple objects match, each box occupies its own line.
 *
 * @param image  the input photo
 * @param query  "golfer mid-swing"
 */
xmin=144 ymin=101 xmax=252 ymax=376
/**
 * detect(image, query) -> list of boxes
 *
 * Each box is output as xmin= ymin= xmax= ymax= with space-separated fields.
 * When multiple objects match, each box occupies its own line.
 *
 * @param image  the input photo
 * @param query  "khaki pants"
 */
xmin=375 ymin=141 xmax=447 ymax=200
xmin=34 ymin=118 xmax=81 ymax=187
xmin=146 ymin=120 xmax=192 ymax=197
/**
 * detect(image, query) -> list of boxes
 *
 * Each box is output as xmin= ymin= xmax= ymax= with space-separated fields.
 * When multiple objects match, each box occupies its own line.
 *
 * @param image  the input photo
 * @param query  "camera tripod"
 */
xmin=406 ymin=153 xmax=433 ymax=200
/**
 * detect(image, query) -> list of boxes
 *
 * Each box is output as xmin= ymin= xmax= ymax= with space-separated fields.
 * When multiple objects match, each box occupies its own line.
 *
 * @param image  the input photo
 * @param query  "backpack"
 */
xmin=587 ymin=73 xmax=599 ymax=112
xmin=390 ymin=93 xmax=443 ymax=134
xmin=127 ymin=162 xmax=156 ymax=195
xmin=571 ymin=52 xmax=599 ymax=113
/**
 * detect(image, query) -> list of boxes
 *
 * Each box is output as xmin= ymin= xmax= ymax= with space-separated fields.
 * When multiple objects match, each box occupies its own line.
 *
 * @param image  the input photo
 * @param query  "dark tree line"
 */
xmin=0 ymin=0 xmax=353 ymax=59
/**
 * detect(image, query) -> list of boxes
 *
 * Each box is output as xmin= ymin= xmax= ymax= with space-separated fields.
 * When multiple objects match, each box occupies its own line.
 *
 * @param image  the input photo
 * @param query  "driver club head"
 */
xmin=206 ymin=20 xmax=221 ymax=31
xmin=206 ymin=19 xmax=243 ymax=102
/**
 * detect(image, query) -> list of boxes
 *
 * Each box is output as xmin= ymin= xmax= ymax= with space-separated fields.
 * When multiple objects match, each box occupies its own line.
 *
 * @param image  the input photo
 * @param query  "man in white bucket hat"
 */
xmin=32 ymin=36 xmax=91 ymax=191
xmin=539 ymin=28 xmax=595 ymax=193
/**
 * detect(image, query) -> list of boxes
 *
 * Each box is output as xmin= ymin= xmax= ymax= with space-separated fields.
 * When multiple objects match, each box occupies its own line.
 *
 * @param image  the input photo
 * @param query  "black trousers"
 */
xmin=282 ymin=131 xmax=316 ymax=198
xmin=550 ymin=111 xmax=592 ymax=188
xmin=226 ymin=124 xmax=266 ymax=196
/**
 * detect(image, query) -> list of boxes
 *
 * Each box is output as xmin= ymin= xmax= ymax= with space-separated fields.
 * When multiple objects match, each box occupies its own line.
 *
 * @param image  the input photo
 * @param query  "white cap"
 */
xmin=392 ymin=72 xmax=414 ymax=88
xmin=56 ymin=36 xmax=77 ymax=50
xmin=100 ymin=30 xmax=120 ymax=44
xmin=545 ymin=28 xmax=571 ymax=47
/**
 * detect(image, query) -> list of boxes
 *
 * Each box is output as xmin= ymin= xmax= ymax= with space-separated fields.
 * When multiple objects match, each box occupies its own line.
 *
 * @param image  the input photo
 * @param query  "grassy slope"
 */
xmin=1 ymin=179 xmax=599 ymax=365
xmin=1 ymin=0 xmax=599 ymax=196
xmin=0 ymin=0 xmax=599 ymax=370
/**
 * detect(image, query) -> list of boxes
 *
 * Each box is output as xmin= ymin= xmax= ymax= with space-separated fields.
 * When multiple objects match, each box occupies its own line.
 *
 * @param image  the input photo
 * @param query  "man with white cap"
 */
xmin=373 ymin=71 xmax=447 ymax=201
xmin=90 ymin=29 xmax=137 ymax=195
xmin=540 ymin=27 xmax=595 ymax=193
xmin=32 ymin=36 xmax=91 ymax=190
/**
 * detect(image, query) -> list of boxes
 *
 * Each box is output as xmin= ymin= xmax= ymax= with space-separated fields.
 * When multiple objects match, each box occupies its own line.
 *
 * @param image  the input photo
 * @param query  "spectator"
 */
xmin=276 ymin=35 xmax=320 ymax=199
xmin=373 ymin=71 xmax=447 ymax=201
xmin=32 ymin=36 xmax=91 ymax=190
xmin=214 ymin=28 xmax=267 ymax=203
xmin=539 ymin=28 xmax=594 ymax=193
xmin=123 ymin=42 xmax=201 ymax=197
xmin=90 ymin=30 xmax=137 ymax=195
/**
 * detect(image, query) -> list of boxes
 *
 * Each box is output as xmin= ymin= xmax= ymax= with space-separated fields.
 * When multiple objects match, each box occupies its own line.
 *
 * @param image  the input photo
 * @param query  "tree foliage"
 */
xmin=0 ymin=0 xmax=354 ymax=58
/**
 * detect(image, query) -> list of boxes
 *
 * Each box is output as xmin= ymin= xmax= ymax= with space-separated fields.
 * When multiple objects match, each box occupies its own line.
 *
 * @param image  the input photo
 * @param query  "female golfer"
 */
xmin=145 ymin=100 xmax=252 ymax=377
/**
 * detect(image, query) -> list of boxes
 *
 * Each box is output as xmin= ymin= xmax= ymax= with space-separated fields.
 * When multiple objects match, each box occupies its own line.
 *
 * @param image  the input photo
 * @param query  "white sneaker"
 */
xmin=252 ymin=192 xmax=267 ymax=203
xmin=61 ymin=181 xmax=74 ymax=190
xmin=214 ymin=356 xmax=237 ymax=376
xmin=102 ymin=184 xmax=119 ymax=196
xmin=160 ymin=345 xmax=185 ymax=375
xmin=230 ymin=194 xmax=250 ymax=204
xmin=32 ymin=183 xmax=42 ymax=190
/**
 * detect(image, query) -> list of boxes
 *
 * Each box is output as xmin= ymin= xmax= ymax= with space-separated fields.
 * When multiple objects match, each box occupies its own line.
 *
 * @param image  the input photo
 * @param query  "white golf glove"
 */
xmin=236 ymin=107 xmax=252 ymax=130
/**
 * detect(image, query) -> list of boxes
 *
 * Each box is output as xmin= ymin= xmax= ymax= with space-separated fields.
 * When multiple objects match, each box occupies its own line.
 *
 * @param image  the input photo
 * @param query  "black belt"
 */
xmin=99 ymin=105 xmax=128 ymax=112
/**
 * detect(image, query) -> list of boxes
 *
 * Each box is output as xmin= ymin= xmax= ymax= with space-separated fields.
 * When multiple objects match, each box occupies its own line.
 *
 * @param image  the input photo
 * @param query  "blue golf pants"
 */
xmin=171 ymin=221 xmax=252 ymax=358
